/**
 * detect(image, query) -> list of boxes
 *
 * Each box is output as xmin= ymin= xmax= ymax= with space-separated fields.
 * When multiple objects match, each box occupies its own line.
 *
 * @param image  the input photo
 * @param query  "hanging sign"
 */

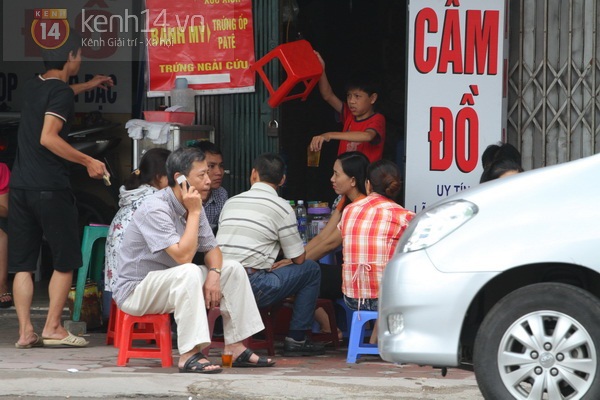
xmin=145 ymin=0 xmax=255 ymax=97
xmin=1 ymin=0 xmax=133 ymax=113
xmin=404 ymin=0 xmax=508 ymax=213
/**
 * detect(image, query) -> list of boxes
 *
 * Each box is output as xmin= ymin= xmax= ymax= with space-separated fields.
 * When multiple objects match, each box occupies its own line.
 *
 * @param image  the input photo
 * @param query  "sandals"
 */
xmin=42 ymin=332 xmax=89 ymax=347
xmin=179 ymin=352 xmax=223 ymax=374
xmin=15 ymin=333 xmax=44 ymax=349
xmin=0 ymin=292 xmax=13 ymax=309
xmin=232 ymin=348 xmax=276 ymax=368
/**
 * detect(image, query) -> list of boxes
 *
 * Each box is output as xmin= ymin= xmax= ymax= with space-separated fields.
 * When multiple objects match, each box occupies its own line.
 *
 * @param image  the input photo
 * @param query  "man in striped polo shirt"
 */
xmin=217 ymin=153 xmax=325 ymax=356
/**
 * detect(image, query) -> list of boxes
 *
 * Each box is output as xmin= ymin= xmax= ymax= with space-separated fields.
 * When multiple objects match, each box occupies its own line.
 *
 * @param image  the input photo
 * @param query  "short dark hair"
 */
xmin=124 ymin=148 xmax=171 ymax=190
xmin=253 ymin=153 xmax=285 ymax=185
xmin=367 ymin=159 xmax=402 ymax=200
xmin=480 ymin=158 xmax=523 ymax=183
xmin=481 ymin=142 xmax=521 ymax=170
xmin=166 ymin=147 xmax=206 ymax=187
xmin=41 ymin=31 xmax=82 ymax=71
xmin=481 ymin=143 xmax=501 ymax=170
xmin=345 ymin=70 xmax=380 ymax=97
xmin=337 ymin=151 xmax=369 ymax=195
xmin=190 ymin=140 xmax=222 ymax=156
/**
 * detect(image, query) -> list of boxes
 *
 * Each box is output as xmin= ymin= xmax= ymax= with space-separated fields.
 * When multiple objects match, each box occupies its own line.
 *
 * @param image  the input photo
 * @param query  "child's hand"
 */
xmin=310 ymin=133 xmax=330 ymax=152
xmin=314 ymin=51 xmax=325 ymax=68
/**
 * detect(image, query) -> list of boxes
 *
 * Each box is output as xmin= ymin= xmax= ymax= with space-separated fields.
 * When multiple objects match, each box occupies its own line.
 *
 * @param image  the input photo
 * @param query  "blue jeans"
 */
xmin=344 ymin=295 xmax=378 ymax=311
xmin=248 ymin=260 xmax=321 ymax=331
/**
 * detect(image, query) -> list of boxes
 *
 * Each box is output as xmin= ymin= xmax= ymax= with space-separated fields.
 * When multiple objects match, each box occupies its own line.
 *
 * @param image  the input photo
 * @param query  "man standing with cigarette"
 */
xmin=9 ymin=31 xmax=113 ymax=349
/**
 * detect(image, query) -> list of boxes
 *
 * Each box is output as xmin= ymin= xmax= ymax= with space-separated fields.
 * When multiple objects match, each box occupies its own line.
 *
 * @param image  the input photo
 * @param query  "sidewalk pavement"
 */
xmin=0 ymin=306 xmax=483 ymax=400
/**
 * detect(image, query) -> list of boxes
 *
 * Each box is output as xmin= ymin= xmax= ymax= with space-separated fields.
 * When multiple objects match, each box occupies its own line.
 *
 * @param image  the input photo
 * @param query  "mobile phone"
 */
xmin=176 ymin=174 xmax=189 ymax=187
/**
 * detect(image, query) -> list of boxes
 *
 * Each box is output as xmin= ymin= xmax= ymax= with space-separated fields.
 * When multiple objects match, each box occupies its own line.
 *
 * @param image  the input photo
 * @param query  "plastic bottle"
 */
xmin=307 ymin=206 xmax=331 ymax=240
xmin=296 ymin=200 xmax=307 ymax=244
xmin=299 ymin=231 xmax=308 ymax=246
xmin=170 ymin=78 xmax=195 ymax=113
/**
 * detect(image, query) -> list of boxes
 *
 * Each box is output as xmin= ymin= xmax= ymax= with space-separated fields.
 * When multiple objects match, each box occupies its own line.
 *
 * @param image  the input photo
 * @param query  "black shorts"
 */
xmin=8 ymin=189 xmax=82 ymax=273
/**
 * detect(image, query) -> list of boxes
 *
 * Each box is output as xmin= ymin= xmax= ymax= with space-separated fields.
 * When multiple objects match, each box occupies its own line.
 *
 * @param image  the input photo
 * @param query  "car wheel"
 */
xmin=474 ymin=283 xmax=600 ymax=400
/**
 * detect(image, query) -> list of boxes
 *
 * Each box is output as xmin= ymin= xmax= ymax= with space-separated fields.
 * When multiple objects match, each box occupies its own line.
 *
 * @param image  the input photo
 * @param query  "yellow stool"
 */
xmin=72 ymin=225 xmax=109 ymax=322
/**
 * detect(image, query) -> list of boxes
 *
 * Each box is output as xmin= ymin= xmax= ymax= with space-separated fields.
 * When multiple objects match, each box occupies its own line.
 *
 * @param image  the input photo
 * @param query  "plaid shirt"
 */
xmin=338 ymin=193 xmax=415 ymax=300
xmin=203 ymin=186 xmax=228 ymax=228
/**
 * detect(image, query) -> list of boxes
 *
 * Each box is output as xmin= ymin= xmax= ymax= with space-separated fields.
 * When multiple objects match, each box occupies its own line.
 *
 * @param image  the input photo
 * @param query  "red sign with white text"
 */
xmin=145 ymin=0 xmax=255 ymax=96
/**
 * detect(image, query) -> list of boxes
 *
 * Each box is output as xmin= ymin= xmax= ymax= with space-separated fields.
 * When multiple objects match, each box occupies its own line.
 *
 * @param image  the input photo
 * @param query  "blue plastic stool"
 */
xmin=335 ymin=298 xmax=373 ymax=339
xmin=335 ymin=298 xmax=353 ymax=338
xmin=346 ymin=310 xmax=379 ymax=363
xmin=72 ymin=225 xmax=109 ymax=322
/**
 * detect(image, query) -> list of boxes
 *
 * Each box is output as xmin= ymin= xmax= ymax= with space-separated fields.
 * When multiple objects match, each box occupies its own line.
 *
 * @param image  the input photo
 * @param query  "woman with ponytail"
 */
xmin=104 ymin=148 xmax=171 ymax=293
xmin=338 ymin=159 xmax=415 ymax=321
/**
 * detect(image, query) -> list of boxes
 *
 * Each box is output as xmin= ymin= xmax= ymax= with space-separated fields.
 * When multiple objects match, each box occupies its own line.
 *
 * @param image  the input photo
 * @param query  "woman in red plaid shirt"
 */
xmin=338 ymin=160 xmax=415 ymax=334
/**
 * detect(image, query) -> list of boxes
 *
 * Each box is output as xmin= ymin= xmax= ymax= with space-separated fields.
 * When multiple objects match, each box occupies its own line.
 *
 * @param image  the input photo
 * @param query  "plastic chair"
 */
xmin=346 ymin=311 xmax=379 ymax=363
xmin=251 ymin=39 xmax=323 ymax=108
xmin=116 ymin=312 xmax=173 ymax=367
xmin=72 ymin=225 xmax=109 ymax=322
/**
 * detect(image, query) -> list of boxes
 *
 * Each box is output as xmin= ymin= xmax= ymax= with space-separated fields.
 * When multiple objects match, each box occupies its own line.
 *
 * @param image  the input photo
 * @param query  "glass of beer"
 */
xmin=221 ymin=350 xmax=233 ymax=368
xmin=307 ymin=145 xmax=321 ymax=167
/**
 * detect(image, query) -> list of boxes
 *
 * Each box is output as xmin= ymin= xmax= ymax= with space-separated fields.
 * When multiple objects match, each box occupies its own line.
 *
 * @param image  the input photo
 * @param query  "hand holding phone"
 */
xmin=177 ymin=174 xmax=202 ymax=214
xmin=176 ymin=174 xmax=189 ymax=188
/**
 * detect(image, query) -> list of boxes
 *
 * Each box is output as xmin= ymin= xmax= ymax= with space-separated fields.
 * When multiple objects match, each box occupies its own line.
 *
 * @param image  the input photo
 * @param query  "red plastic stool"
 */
xmin=251 ymin=39 xmax=323 ymax=107
xmin=203 ymin=307 xmax=276 ymax=357
xmin=245 ymin=307 xmax=276 ymax=356
xmin=106 ymin=299 xmax=118 ymax=346
xmin=202 ymin=307 xmax=225 ymax=356
xmin=309 ymin=298 xmax=340 ymax=349
xmin=116 ymin=312 xmax=173 ymax=367
xmin=107 ymin=301 xmax=156 ymax=349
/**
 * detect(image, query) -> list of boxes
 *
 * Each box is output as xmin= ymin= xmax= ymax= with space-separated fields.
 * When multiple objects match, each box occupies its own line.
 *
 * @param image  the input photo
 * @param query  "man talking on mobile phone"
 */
xmin=112 ymin=147 xmax=275 ymax=373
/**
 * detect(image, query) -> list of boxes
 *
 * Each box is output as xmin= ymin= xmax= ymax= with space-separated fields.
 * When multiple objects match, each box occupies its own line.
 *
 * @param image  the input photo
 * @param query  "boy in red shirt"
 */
xmin=309 ymin=52 xmax=385 ymax=163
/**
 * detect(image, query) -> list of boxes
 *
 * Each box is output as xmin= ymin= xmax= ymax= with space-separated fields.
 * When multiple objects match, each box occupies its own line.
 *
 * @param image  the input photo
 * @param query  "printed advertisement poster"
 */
xmin=1 ymin=0 xmax=133 ymax=113
xmin=404 ymin=0 xmax=507 ymax=213
xmin=145 ymin=0 xmax=255 ymax=97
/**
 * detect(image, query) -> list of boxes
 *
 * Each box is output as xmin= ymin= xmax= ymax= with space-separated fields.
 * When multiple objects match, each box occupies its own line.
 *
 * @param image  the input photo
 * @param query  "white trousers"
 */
xmin=120 ymin=260 xmax=264 ymax=354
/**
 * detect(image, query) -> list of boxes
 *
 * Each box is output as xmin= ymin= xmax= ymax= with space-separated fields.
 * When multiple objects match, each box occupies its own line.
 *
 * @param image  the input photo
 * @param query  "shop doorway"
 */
xmin=280 ymin=0 xmax=407 ymax=205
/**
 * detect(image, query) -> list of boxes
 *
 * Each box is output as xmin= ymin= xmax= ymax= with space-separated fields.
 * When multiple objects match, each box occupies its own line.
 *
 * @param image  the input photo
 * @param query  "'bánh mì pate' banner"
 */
xmin=145 ymin=0 xmax=255 ymax=97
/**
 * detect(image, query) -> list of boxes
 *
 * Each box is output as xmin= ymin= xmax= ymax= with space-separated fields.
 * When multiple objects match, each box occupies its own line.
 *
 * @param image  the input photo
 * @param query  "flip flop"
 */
xmin=0 ymin=292 xmax=13 ymax=309
xmin=232 ymin=348 xmax=276 ymax=368
xmin=15 ymin=333 xmax=44 ymax=349
xmin=179 ymin=352 xmax=223 ymax=374
xmin=42 ymin=332 xmax=89 ymax=347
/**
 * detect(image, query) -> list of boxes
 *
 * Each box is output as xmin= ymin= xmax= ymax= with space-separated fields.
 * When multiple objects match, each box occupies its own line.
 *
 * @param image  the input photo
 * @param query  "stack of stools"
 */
xmin=346 ymin=310 xmax=379 ymax=363
xmin=72 ymin=224 xmax=109 ymax=323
